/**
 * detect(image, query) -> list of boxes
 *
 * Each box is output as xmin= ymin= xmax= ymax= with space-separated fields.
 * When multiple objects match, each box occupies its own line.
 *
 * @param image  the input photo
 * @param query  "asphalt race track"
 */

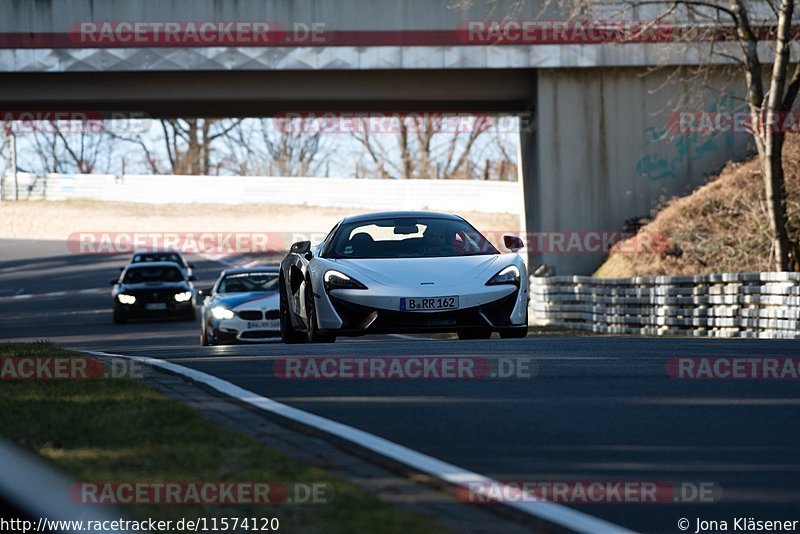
xmin=2 ymin=238 xmax=799 ymax=533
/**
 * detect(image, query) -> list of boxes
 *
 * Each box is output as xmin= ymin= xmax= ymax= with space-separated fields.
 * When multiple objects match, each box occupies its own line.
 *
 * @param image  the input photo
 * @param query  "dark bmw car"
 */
xmin=111 ymin=261 xmax=197 ymax=323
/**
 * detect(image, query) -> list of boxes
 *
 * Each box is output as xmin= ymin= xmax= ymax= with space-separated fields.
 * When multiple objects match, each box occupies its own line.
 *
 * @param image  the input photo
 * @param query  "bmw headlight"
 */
xmin=486 ymin=265 xmax=520 ymax=286
xmin=211 ymin=306 xmax=234 ymax=320
xmin=117 ymin=294 xmax=136 ymax=305
xmin=324 ymin=270 xmax=367 ymax=291
xmin=174 ymin=291 xmax=193 ymax=302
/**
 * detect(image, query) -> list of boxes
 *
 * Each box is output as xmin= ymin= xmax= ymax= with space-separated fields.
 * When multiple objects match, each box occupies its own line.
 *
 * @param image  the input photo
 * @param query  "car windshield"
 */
xmin=329 ymin=217 xmax=498 ymax=259
xmin=132 ymin=253 xmax=184 ymax=266
xmin=218 ymin=272 xmax=280 ymax=293
xmin=122 ymin=266 xmax=184 ymax=283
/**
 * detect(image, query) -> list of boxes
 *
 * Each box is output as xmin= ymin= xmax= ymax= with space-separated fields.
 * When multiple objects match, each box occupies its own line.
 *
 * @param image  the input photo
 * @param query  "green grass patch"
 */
xmin=0 ymin=341 xmax=447 ymax=533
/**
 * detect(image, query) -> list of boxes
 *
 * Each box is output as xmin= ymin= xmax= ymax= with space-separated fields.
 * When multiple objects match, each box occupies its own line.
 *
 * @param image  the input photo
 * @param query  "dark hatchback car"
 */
xmin=111 ymin=261 xmax=197 ymax=323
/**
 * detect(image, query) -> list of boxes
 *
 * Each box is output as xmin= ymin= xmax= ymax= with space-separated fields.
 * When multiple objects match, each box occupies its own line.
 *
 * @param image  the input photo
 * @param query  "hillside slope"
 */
xmin=596 ymin=136 xmax=800 ymax=277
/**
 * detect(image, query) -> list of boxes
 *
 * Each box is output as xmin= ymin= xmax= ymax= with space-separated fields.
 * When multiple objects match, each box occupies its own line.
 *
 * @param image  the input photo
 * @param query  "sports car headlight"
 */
xmin=117 ymin=294 xmax=136 ymax=305
xmin=324 ymin=270 xmax=367 ymax=291
xmin=174 ymin=291 xmax=193 ymax=302
xmin=211 ymin=306 xmax=234 ymax=320
xmin=486 ymin=265 xmax=520 ymax=286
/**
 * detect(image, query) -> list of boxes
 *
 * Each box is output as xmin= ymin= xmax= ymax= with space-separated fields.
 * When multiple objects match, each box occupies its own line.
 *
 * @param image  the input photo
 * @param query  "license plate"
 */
xmin=145 ymin=303 xmax=167 ymax=310
xmin=247 ymin=320 xmax=279 ymax=329
xmin=400 ymin=296 xmax=459 ymax=311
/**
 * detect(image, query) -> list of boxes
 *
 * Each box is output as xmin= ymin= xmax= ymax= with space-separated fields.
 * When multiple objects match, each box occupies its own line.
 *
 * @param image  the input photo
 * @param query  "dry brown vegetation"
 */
xmin=596 ymin=135 xmax=800 ymax=277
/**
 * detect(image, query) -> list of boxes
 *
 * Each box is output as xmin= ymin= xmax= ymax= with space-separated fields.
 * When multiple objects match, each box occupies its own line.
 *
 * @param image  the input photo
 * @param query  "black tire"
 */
xmin=280 ymin=274 xmax=307 ymax=344
xmin=113 ymin=310 xmax=127 ymax=324
xmin=457 ymin=328 xmax=492 ymax=340
xmin=500 ymin=326 xmax=528 ymax=339
xmin=305 ymin=281 xmax=336 ymax=343
xmin=200 ymin=322 xmax=212 ymax=346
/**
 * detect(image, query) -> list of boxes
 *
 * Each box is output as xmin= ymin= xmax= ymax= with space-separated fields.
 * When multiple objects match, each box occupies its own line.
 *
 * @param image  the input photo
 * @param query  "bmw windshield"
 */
xmin=218 ymin=272 xmax=280 ymax=293
xmin=122 ymin=266 xmax=185 ymax=284
xmin=328 ymin=217 xmax=498 ymax=259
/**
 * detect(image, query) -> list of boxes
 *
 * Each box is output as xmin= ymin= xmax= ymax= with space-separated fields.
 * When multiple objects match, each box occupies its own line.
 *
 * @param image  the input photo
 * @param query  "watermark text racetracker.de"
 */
xmin=1 ymin=110 xmax=150 ymax=135
xmin=273 ymin=356 xmax=537 ymax=380
xmin=458 ymin=480 xmax=720 ymax=504
xmin=481 ymin=230 xmax=669 ymax=255
xmin=66 ymin=230 xmax=668 ymax=256
xmin=458 ymin=19 xmax=676 ymax=44
xmin=0 ymin=355 xmax=143 ymax=381
xmin=668 ymin=356 xmax=800 ymax=380
xmin=273 ymin=111 xmax=533 ymax=134
xmin=67 ymin=231 xmax=287 ymax=255
xmin=71 ymin=481 xmax=332 ymax=505
xmin=69 ymin=20 xmax=327 ymax=46
xmin=668 ymin=109 xmax=800 ymax=135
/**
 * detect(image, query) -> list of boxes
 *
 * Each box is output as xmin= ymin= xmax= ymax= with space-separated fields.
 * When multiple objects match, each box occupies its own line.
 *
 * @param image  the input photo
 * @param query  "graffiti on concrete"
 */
xmin=636 ymin=94 xmax=737 ymax=181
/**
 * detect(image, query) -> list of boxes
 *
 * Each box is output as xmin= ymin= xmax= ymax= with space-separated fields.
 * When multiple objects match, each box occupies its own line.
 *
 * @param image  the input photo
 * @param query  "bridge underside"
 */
xmin=0 ymin=69 xmax=534 ymax=116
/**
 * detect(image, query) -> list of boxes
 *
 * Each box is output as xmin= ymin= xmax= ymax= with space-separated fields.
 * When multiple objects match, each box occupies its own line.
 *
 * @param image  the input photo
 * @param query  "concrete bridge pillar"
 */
xmin=518 ymin=68 xmax=752 ymax=275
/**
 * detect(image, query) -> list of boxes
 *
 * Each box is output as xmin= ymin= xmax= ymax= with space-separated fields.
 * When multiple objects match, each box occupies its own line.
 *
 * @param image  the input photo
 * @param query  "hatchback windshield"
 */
xmin=218 ymin=272 xmax=280 ymax=293
xmin=123 ymin=266 xmax=184 ymax=283
xmin=329 ymin=217 xmax=498 ymax=259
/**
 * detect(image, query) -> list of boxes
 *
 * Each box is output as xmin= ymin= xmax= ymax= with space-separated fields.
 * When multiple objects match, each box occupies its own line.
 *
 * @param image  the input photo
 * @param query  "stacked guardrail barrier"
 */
xmin=529 ymin=272 xmax=800 ymax=339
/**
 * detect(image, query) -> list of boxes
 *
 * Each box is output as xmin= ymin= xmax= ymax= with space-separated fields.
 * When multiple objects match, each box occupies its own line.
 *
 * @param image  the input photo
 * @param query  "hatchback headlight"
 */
xmin=117 ymin=294 xmax=136 ymax=304
xmin=211 ymin=306 xmax=234 ymax=320
xmin=486 ymin=265 xmax=520 ymax=286
xmin=174 ymin=291 xmax=192 ymax=302
xmin=324 ymin=270 xmax=367 ymax=291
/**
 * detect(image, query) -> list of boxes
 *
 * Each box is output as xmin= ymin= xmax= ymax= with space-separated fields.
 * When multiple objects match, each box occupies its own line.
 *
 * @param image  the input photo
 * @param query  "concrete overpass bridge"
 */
xmin=0 ymin=0 xmax=753 ymax=274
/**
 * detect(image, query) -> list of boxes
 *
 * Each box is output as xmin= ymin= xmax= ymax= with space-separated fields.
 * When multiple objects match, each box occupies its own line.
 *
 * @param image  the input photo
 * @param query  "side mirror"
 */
xmin=188 ymin=275 xmax=198 ymax=281
xmin=110 ymin=279 xmax=118 ymax=286
xmin=197 ymin=287 xmax=212 ymax=298
xmin=188 ymin=263 xmax=196 ymax=268
xmin=503 ymin=235 xmax=525 ymax=252
xmin=119 ymin=266 xmax=124 ymax=271
xmin=291 ymin=240 xmax=312 ymax=257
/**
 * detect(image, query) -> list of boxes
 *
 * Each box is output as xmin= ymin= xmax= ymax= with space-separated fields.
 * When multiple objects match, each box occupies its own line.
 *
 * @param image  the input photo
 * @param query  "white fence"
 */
xmin=530 ymin=272 xmax=800 ymax=339
xmin=0 ymin=172 xmax=519 ymax=213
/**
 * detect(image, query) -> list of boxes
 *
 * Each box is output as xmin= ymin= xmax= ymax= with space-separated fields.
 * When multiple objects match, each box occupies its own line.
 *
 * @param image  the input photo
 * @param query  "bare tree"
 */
xmin=218 ymin=118 xmax=330 ymax=176
xmin=27 ymin=121 xmax=115 ymax=174
xmin=157 ymin=118 xmax=242 ymax=175
xmin=351 ymin=113 xmax=511 ymax=179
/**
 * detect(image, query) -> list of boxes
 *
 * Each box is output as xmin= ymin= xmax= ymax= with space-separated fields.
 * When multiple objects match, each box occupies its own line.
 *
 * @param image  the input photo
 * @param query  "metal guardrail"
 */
xmin=0 ymin=439 xmax=131 ymax=533
xmin=529 ymin=272 xmax=800 ymax=339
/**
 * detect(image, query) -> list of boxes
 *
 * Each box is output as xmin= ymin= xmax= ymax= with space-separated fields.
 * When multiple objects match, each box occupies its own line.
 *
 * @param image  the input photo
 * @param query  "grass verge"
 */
xmin=0 ymin=341 xmax=447 ymax=533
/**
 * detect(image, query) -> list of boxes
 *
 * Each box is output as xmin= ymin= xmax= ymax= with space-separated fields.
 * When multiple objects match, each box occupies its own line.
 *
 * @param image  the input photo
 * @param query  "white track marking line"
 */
xmin=1 ymin=288 xmax=105 ymax=301
xmin=88 ymin=350 xmax=635 ymax=534
xmin=388 ymin=333 xmax=439 ymax=341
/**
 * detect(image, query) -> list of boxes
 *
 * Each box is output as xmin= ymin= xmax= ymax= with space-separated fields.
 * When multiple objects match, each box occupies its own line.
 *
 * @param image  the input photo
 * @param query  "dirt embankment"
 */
xmin=596 ymin=136 xmax=800 ymax=277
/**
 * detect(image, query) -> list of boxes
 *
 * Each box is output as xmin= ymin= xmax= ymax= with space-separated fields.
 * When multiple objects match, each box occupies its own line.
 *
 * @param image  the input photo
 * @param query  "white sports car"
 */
xmin=279 ymin=211 xmax=528 ymax=343
xmin=200 ymin=267 xmax=281 ymax=345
